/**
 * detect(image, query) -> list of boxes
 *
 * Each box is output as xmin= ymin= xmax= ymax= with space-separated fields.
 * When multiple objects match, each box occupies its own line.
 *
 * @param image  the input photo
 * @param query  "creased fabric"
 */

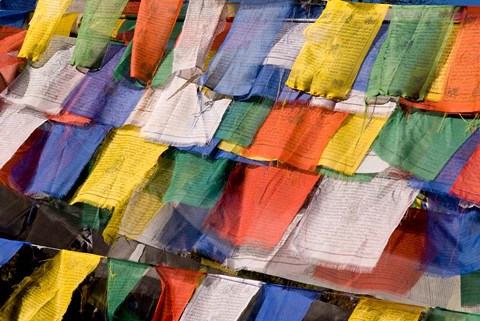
xmin=0 ymin=238 xmax=26 ymax=267
xmin=3 ymin=46 xmax=84 ymax=115
xmin=247 ymin=284 xmax=319 ymax=321
xmin=366 ymin=5 xmax=456 ymax=100
xmin=288 ymin=176 xmax=419 ymax=272
xmin=131 ymin=0 xmax=183 ymax=81
xmin=205 ymin=164 xmax=319 ymax=249
xmin=373 ymin=109 xmax=476 ymax=181
xmin=63 ymin=45 xmax=145 ymax=128
xmin=71 ymin=0 xmax=128 ymax=68
xmin=107 ymin=258 xmax=149 ymax=321
xmin=71 ymin=126 xmax=168 ymax=210
xmin=163 ymin=151 xmax=233 ymax=208
xmin=461 ymin=271 xmax=480 ymax=307
xmin=303 ymin=300 xmax=352 ymax=321
xmin=18 ymin=0 xmax=72 ymax=61
xmin=172 ymin=0 xmax=227 ymax=76
xmin=24 ymin=123 xmax=111 ymax=198
xmin=423 ymin=194 xmax=480 ymax=277
xmin=348 ymin=298 xmax=425 ymax=321
xmin=451 ymin=135 xmax=480 ymax=205
xmin=240 ymin=102 xmax=348 ymax=171
xmin=0 ymin=250 xmax=101 ymax=321
xmin=153 ymin=265 xmax=204 ymax=321
xmin=287 ymin=0 xmax=388 ymax=100
xmin=0 ymin=107 xmax=47 ymax=170
xmin=314 ymin=208 xmax=427 ymax=295
xmin=141 ymin=76 xmax=231 ymax=147
xmin=201 ymin=0 xmax=295 ymax=97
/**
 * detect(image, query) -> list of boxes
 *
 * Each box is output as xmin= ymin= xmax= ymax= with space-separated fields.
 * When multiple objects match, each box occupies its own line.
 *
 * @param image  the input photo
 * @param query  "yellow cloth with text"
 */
xmin=0 ymin=250 xmax=101 ymax=321
xmin=318 ymin=115 xmax=388 ymax=175
xmin=18 ymin=0 xmax=73 ymax=61
xmin=348 ymin=298 xmax=425 ymax=321
xmin=286 ymin=0 xmax=388 ymax=99
xmin=71 ymin=126 xmax=168 ymax=210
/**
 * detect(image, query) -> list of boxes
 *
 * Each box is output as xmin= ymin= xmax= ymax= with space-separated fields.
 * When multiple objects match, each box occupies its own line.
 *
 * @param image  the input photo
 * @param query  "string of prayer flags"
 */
xmin=0 ymin=108 xmax=46 ymax=170
xmin=107 ymin=258 xmax=149 ymax=321
xmin=287 ymin=176 xmax=419 ymax=272
xmin=303 ymin=300 xmax=352 ymax=321
xmin=131 ymin=0 xmax=183 ymax=82
xmin=214 ymin=98 xmax=273 ymax=148
xmin=423 ymin=194 xmax=480 ymax=276
xmin=17 ymin=0 xmax=72 ymax=61
xmin=172 ymin=0 xmax=227 ymax=76
xmin=0 ymin=238 xmax=26 ymax=267
xmin=461 ymin=271 xmax=480 ymax=307
xmin=366 ymin=5 xmax=456 ymax=101
xmin=162 ymin=151 xmax=234 ymax=208
xmin=286 ymin=0 xmax=388 ymax=100
xmin=71 ymin=0 xmax=128 ymax=69
xmin=424 ymin=308 xmax=480 ymax=321
xmin=247 ymin=284 xmax=320 ymax=321
xmin=436 ymin=7 xmax=480 ymax=113
xmin=348 ymin=298 xmax=425 ymax=321
xmin=205 ymin=164 xmax=320 ymax=249
xmin=318 ymin=114 xmax=389 ymax=175
xmin=63 ymin=45 xmax=145 ymax=128
xmin=240 ymin=102 xmax=349 ymax=172
xmin=314 ymin=208 xmax=427 ymax=295
xmin=372 ymin=109 xmax=477 ymax=181
xmin=201 ymin=0 xmax=295 ymax=97
xmin=3 ymin=46 xmax=84 ymax=115
xmin=153 ymin=265 xmax=204 ymax=321
xmin=410 ymin=129 xmax=480 ymax=195
xmin=179 ymin=275 xmax=262 ymax=321
xmin=23 ymin=123 xmax=111 ymax=198
xmin=141 ymin=76 xmax=232 ymax=147
xmin=0 ymin=250 xmax=101 ymax=321
xmin=71 ymin=126 xmax=168 ymax=210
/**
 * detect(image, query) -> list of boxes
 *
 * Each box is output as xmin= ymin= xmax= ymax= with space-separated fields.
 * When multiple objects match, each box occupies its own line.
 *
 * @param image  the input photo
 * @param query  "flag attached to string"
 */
xmin=153 ymin=265 xmax=204 ymax=321
xmin=0 ymin=238 xmax=27 ymax=267
xmin=424 ymin=308 xmax=480 ymax=321
xmin=0 ymin=250 xmax=101 ymax=321
xmin=107 ymin=258 xmax=149 ymax=321
xmin=348 ymin=298 xmax=425 ymax=321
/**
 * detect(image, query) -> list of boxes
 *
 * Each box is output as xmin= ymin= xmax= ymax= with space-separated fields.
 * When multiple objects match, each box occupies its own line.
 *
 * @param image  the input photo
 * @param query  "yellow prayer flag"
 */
xmin=0 ymin=250 xmax=101 ymax=321
xmin=286 ymin=0 xmax=388 ymax=100
xmin=53 ymin=13 xmax=79 ymax=37
xmin=318 ymin=115 xmax=388 ymax=175
xmin=424 ymin=25 xmax=458 ymax=102
xmin=217 ymin=141 xmax=274 ymax=162
xmin=71 ymin=126 xmax=169 ymax=210
xmin=348 ymin=298 xmax=425 ymax=321
xmin=18 ymin=0 xmax=73 ymax=61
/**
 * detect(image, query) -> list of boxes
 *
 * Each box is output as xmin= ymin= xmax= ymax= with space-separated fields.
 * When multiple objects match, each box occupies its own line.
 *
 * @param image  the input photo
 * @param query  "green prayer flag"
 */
xmin=318 ymin=167 xmax=374 ymax=182
xmin=72 ymin=0 xmax=129 ymax=69
xmin=461 ymin=271 xmax=480 ymax=307
xmin=372 ymin=109 xmax=476 ymax=181
xmin=81 ymin=204 xmax=111 ymax=229
xmin=214 ymin=98 xmax=274 ymax=148
xmin=367 ymin=5 xmax=456 ymax=100
xmin=424 ymin=308 xmax=480 ymax=321
xmin=162 ymin=151 xmax=234 ymax=208
xmin=107 ymin=258 xmax=149 ymax=321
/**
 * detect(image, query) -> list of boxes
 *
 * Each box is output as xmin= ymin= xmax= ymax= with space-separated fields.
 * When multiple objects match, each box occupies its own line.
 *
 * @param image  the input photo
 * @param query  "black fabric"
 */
xmin=302 ymin=300 xmax=352 ymax=321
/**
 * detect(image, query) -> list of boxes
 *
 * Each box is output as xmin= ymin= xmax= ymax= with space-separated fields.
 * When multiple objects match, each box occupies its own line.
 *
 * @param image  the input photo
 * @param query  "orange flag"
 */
xmin=153 ymin=265 xmax=204 ymax=321
xmin=240 ymin=102 xmax=348 ymax=172
xmin=314 ymin=209 xmax=427 ymax=295
xmin=451 ymin=143 xmax=480 ymax=205
xmin=131 ymin=0 xmax=183 ymax=81
xmin=205 ymin=164 xmax=320 ymax=249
